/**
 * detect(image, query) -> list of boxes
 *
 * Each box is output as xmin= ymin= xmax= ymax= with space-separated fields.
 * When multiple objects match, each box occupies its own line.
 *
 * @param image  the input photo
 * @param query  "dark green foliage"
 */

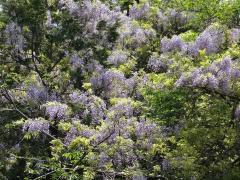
xmin=1 ymin=0 xmax=240 ymax=179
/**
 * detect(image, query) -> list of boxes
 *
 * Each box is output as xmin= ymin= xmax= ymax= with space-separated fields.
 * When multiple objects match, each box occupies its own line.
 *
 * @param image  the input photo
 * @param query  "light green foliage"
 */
xmin=1 ymin=0 xmax=240 ymax=179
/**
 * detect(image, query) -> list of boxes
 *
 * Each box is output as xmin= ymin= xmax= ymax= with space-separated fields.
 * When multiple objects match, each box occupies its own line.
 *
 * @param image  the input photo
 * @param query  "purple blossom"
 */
xmin=69 ymin=92 xmax=106 ymax=125
xmin=220 ymin=57 xmax=232 ymax=75
xmin=168 ymin=9 xmax=188 ymax=25
xmin=231 ymin=69 xmax=240 ymax=80
xmin=176 ymin=56 xmax=239 ymax=94
xmin=23 ymin=118 xmax=49 ymax=133
xmin=230 ymin=28 xmax=240 ymax=43
xmin=191 ymin=69 xmax=207 ymax=87
xmin=135 ymin=119 xmax=158 ymax=150
xmin=69 ymin=91 xmax=85 ymax=104
xmin=25 ymin=82 xmax=58 ymax=103
xmin=132 ymin=26 xmax=148 ymax=44
xmin=191 ymin=69 xmax=202 ymax=80
xmin=136 ymin=119 xmax=157 ymax=138
xmin=195 ymin=31 xmax=216 ymax=54
xmin=98 ymin=152 xmax=110 ymax=167
xmin=132 ymin=175 xmax=147 ymax=180
xmin=161 ymin=37 xmax=171 ymax=53
xmin=195 ymin=26 xmax=224 ymax=54
xmin=192 ymin=76 xmax=203 ymax=87
xmin=207 ymin=62 xmax=219 ymax=75
xmin=161 ymin=35 xmax=186 ymax=53
xmin=5 ymin=22 xmax=25 ymax=51
xmin=234 ymin=105 xmax=240 ymax=119
xmin=218 ymin=77 xmax=230 ymax=93
xmin=107 ymin=50 xmax=129 ymax=66
xmin=60 ymin=0 xmax=121 ymax=35
xmin=65 ymin=126 xmax=95 ymax=145
xmin=161 ymin=25 xmax=224 ymax=56
xmin=70 ymin=54 xmax=84 ymax=69
xmin=129 ymin=3 xmax=150 ymax=20
xmin=207 ymin=75 xmax=219 ymax=89
xmin=109 ymin=102 xmax=134 ymax=119
xmin=147 ymin=54 xmax=168 ymax=72
xmin=86 ymin=60 xmax=104 ymax=73
xmin=157 ymin=9 xmax=189 ymax=33
xmin=43 ymin=101 xmax=68 ymax=120
xmin=187 ymin=42 xmax=199 ymax=57
xmin=171 ymin=35 xmax=185 ymax=51
xmin=117 ymin=20 xmax=155 ymax=48
xmin=90 ymin=70 xmax=134 ymax=98
xmin=59 ymin=0 xmax=80 ymax=15
xmin=162 ymin=159 xmax=171 ymax=171
xmin=111 ymin=144 xmax=137 ymax=168
xmin=26 ymin=84 xmax=48 ymax=103
xmin=175 ymin=74 xmax=186 ymax=87
xmin=157 ymin=12 xmax=169 ymax=32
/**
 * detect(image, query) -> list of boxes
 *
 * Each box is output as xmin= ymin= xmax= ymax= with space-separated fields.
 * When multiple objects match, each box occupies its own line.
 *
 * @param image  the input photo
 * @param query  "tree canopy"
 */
xmin=0 ymin=0 xmax=240 ymax=179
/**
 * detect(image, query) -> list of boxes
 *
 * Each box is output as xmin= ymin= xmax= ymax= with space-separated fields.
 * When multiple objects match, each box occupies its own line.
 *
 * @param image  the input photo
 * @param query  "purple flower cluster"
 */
xmin=69 ymin=91 xmax=107 ymax=125
xmin=147 ymin=53 xmax=168 ymax=72
xmin=86 ymin=59 xmax=104 ymax=73
xmin=24 ymin=81 xmax=58 ymax=104
xmin=90 ymin=70 xmax=135 ymax=98
xmin=5 ymin=22 xmax=25 ymax=51
xmin=135 ymin=119 xmax=159 ymax=149
xmin=61 ymin=0 xmax=156 ymax=49
xmin=42 ymin=101 xmax=68 ymax=120
xmin=65 ymin=125 xmax=96 ymax=145
xmin=93 ymin=116 xmax=159 ymax=171
xmin=157 ymin=9 xmax=189 ymax=33
xmin=161 ymin=25 xmax=225 ymax=56
xmin=95 ymin=127 xmax=138 ymax=169
xmin=176 ymin=57 xmax=240 ymax=93
xmin=129 ymin=3 xmax=150 ymax=20
xmin=70 ymin=54 xmax=84 ymax=70
xmin=108 ymin=101 xmax=134 ymax=119
xmin=23 ymin=118 xmax=49 ymax=133
xmin=230 ymin=28 xmax=240 ymax=43
xmin=60 ymin=0 xmax=121 ymax=35
xmin=117 ymin=19 xmax=156 ymax=48
xmin=107 ymin=50 xmax=129 ymax=66
xmin=234 ymin=105 xmax=240 ymax=119
xmin=161 ymin=35 xmax=187 ymax=53
xmin=26 ymin=84 xmax=49 ymax=103
xmin=194 ymin=26 xmax=224 ymax=55
xmin=70 ymin=51 xmax=104 ymax=73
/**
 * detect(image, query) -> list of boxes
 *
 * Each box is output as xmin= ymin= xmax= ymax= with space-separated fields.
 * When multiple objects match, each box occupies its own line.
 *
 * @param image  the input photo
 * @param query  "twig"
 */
xmin=33 ymin=171 xmax=56 ymax=180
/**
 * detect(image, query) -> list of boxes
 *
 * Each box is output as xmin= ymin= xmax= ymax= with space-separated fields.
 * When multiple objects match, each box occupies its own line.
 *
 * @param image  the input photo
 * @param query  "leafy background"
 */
xmin=0 ymin=0 xmax=240 ymax=179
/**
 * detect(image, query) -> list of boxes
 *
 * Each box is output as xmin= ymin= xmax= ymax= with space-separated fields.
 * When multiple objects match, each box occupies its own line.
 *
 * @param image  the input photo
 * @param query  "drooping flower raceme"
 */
xmin=176 ymin=57 xmax=240 ymax=94
xmin=23 ymin=118 xmax=49 ymax=134
xmin=64 ymin=123 xmax=96 ymax=145
xmin=59 ymin=0 xmax=121 ymax=35
xmin=69 ymin=91 xmax=107 ymax=125
xmin=147 ymin=53 xmax=168 ymax=72
xmin=161 ymin=24 xmax=225 ymax=56
xmin=26 ymin=84 xmax=49 ymax=103
xmin=194 ymin=25 xmax=224 ymax=55
xmin=129 ymin=3 xmax=150 ymax=20
xmin=5 ymin=22 xmax=25 ymax=52
xmin=90 ymin=70 xmax=135 ymax=98
xmin=157 ymin=9 xmax=190 ymax=33
xmin=161 ymin=35 xmax=187 ymax=53
xmin=107 ymin=50 xmax=129 ymax=66
xmin=70 ymin=53 xmax=85 ymax=70
xmin=42 ymin=101 xmax=69 ymax=120
xmin=229 ymin=28 xmax=240 ymax=43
